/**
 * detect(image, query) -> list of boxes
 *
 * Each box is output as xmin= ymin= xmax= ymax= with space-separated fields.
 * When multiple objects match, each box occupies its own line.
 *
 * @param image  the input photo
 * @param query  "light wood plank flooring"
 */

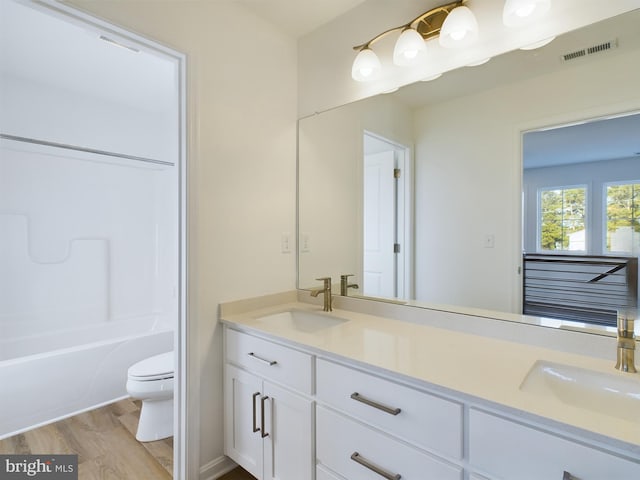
xmin=0 ymin=399 xmax=173 ymax=479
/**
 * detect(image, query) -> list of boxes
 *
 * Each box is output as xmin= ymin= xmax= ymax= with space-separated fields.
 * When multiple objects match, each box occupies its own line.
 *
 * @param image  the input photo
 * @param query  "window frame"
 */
xmin=602 ymin=179 xmax=640 ymax=255
xmin=536 ymin=183 xmax=589 ymax=253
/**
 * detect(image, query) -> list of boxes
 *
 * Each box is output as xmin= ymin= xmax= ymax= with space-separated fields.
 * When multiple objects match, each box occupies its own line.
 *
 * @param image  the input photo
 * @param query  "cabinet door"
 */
xmin=263 ymin=382 xmax=314 ymax=480
xmin=224 ymin=365 xmax=264 ymax=479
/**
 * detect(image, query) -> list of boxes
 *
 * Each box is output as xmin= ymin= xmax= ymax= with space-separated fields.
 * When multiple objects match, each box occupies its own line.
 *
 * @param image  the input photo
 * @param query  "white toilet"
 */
xmin=126 ymin=351 xmax=174 ymax=442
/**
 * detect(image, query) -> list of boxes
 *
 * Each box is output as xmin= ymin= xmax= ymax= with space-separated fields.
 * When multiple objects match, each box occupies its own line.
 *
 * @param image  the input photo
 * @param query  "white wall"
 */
xmin=298 ymin=94 xmax=413 ymax=291
xmin=413 ymin=41 xmax=640 ymax=314
xmin=298 ymin=0 xmax=640 ymax=117
xmin=65 ymin=0 xmax=298 ymax=475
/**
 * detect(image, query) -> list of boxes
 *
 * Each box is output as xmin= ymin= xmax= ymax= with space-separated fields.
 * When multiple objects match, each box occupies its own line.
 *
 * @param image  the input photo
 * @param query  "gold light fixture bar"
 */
xmin=352 ymin=0 xmax=465 ymax=51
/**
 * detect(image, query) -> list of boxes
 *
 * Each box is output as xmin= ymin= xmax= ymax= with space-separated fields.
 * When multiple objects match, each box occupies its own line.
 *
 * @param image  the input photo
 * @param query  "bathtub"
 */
xmin=0 ymin=315 xmax=173 ymax=439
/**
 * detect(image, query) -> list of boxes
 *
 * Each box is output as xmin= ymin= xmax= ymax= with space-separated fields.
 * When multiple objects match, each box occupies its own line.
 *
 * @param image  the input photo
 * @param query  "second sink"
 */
xmin=520 ymin=360 xmax=640 ymax=422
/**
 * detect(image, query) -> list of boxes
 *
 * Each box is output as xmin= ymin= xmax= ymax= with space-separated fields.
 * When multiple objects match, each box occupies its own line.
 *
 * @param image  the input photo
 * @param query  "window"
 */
xmin=605 ymin=182 xmax=640 ymax=254
xmin=539 ymin=186 xmax=586 ymax=251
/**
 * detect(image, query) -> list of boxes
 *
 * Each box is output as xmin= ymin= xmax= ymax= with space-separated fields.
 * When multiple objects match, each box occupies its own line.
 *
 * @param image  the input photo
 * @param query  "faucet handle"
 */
xmin=316 ymin=276 xmax=332 ymax=286
xmin=340 ymin=274 xmax=355 ymax=281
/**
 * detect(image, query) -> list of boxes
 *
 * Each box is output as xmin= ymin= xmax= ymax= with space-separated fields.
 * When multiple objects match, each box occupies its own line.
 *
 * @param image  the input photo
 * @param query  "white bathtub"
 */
xmin=0 ymin=316 xmax=173 ymax=439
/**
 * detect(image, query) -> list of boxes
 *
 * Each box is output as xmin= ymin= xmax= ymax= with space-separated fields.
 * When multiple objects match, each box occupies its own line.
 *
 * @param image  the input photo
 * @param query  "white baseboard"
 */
xmin=199 ymin=455 xmax=237 ymax=480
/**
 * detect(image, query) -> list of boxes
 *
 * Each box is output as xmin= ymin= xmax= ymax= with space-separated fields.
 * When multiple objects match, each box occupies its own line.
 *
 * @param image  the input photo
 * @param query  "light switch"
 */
xmin=301 ymin=233 xmax=311 ymax=253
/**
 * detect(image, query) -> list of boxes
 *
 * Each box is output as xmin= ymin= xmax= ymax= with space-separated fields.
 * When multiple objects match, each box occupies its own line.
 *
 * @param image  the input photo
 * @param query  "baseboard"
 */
xmin=199 ymin=455 xmax=237 ymax=480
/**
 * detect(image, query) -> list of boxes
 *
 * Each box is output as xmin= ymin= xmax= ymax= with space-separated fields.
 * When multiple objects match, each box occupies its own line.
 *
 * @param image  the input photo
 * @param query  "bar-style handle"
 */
xmin=248 ymin=352 xmax=278 ymax=366
xmin=252 ymin=392 xmax=260 ymax=433
xmin=260 ymin=396 xmax=269 ymax=438
xmin=350 ymin=392 xmax=401 ymax=416
xmin=563 ymin=471 xmax=579 ymax=480
xmin=350 ymin=452 xmax=401 ymax=480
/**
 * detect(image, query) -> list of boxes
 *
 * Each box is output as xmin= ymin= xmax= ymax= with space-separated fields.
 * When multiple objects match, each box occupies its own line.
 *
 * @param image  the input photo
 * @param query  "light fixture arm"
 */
xmin=352 ymin=0 xmax=465 ymax=51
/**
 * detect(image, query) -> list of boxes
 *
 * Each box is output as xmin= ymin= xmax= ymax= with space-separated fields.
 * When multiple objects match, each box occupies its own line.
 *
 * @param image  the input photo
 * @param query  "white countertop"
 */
xmin=221 ymin=297 xmax=640 ymax=453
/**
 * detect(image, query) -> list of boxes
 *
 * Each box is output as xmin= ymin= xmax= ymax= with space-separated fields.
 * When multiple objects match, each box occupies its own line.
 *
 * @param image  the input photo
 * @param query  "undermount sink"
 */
xmin=520 ymin=360 xmax=640 ymax=422
xmin=255 ymin=310 xmax=349 ymax=333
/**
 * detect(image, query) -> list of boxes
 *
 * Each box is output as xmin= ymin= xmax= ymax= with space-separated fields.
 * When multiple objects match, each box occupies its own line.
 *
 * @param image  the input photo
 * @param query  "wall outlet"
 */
xmin=301 ymin=233 xmax=311 ymax=253
xmin=281 ymin=232 xmax=292 ymax=253
xmin=483 ymin=234 xmax=495 ymax=248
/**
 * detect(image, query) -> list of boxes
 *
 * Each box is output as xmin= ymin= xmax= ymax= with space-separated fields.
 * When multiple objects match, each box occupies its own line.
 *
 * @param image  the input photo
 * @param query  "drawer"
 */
xmin=317 ymin=465 xmax=344 ymax=480
xmin=469 ymin=409 xmax=640 ymax=480
xmin=317 ymin=406 xmax=462 ymax=480
xmin=316 ymin=358 xmax=463 ymax=459
xmin=225 ymin=329 xmax=313 ymax=394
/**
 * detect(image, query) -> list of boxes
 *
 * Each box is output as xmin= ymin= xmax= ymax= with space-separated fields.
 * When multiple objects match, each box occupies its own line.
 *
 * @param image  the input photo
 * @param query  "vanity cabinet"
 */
xmin=316 ymin=358 xmax=463 ymax=480
xmin=224 ymin=330 xmax=314 ymax=480
xmin=316 ymin=358 xmax=463 ymax=460
xmin=469 ymin=409 xmax=640 ymax=480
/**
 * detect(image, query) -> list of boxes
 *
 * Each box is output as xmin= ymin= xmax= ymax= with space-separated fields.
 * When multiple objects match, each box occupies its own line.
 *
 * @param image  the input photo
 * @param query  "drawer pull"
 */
xmin=563 ymin=472 xmax=579 ymax=480
xmin=350 ymin=452 xmax=401 ymax=480
xmin=260 ymin=395 xmax=269 ymax=438
xmin=252 ymin=392 xmax=260 ymax=433
xmin=350 ymin=392 xmax=401 ymax=416
xmin=248 ymin=352 xmax=278 ymax=366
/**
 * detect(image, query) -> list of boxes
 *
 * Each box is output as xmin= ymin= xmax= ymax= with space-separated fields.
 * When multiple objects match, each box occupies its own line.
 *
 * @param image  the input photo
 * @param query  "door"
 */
xmin=263 ymin=382 xmax=314 ymax=480
xmin=224 ymin=365 xmax=263 ymax=479
xmin=363 ymin=150 xmax=397 ymax=297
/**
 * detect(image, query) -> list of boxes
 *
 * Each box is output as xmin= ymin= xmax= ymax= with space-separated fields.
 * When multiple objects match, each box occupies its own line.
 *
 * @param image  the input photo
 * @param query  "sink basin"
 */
xmin=255 ymin=310 xmax=348 ymax=333
xmin=520 ymin=361 xmax=640 ymax=421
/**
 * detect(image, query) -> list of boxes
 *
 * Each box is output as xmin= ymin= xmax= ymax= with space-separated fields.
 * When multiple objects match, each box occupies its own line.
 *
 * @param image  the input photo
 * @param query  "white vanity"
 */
xmin=221 ymin=293 xmax=640 ymax=480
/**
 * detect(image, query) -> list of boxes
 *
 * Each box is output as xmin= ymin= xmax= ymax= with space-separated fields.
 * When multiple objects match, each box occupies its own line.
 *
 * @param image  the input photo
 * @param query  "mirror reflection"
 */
xmin=298 ymin=9 xmax=640 ymax=332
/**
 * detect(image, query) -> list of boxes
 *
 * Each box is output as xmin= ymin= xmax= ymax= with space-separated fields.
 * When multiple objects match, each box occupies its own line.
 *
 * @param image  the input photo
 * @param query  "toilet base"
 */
xmin=136 ymin=398 xmax=173 ymax=442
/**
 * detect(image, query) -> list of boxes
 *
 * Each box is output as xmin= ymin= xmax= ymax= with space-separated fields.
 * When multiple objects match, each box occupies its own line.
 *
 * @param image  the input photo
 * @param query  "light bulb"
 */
xmin=351 ymin=48 xmax=381 ymax=82
xmin=393 ymin=28 xmax=427 ymax=66
xmin=503 ymin=0 xmax=551 ymax=27
xmin=439 ymin=6 xmax=479 ymax=49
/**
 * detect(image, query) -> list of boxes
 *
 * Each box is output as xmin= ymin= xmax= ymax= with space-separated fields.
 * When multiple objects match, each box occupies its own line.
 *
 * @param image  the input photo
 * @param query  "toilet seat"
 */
xmin=128 ymin=351 xmax=174 ymax=381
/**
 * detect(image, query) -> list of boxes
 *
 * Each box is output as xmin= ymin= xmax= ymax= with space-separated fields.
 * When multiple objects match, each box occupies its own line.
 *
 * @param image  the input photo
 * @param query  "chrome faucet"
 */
xmin=310 ymin=277 xmax=332 ymax=311
xmin=615 ymin=312 xmax=636 ymax=373
xmin=340 ymin=274 xmax=359 ymax=296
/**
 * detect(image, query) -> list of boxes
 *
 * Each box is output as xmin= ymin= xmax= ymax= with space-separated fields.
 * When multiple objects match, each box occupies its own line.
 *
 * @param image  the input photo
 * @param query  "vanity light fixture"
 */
xmin=520 ymin=36 xmax=556 ymax=50
xmin=351 ymin=0 xmax=475 ymax=81
xmin=503 ymin=0 xmax=551 ymax=27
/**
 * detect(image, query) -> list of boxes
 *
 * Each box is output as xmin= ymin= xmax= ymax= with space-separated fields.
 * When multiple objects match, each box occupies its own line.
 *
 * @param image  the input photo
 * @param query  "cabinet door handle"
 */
xmin=252 ymin=392 xmax=261 ymax=433
xmin=248 ymin=352 xmax=278 ymax=366
xmin=350 ymin=392 xmax=401 ymax=416
xmin=350 ymin=452 xmax=401 ymax=480
xmin=563 ymin=472 xmax=579 ymax=480
xmin=260 ymin=395 xmax=269 ymax=438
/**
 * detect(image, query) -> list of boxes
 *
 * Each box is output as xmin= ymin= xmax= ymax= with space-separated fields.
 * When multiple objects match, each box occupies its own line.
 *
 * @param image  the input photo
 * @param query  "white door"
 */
xmin=224 ymin=365 xmax=264 ymax=479
xmin=263 ymin=382 xmax=314 ymax=480
xmin=363 ymin=150 xmax=396 ymax=297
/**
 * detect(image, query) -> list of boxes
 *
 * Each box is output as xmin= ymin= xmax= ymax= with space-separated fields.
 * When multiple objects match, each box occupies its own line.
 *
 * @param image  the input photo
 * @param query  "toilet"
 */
xmin=126 ymin=351 xmax=174 ymax=442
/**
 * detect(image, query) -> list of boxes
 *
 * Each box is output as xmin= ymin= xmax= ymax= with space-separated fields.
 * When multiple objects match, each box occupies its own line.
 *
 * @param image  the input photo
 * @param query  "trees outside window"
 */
xmin=539 ymin=187 xmax=586 ymax=251
xmin=606 ymin=182 xmax=640 ymax=254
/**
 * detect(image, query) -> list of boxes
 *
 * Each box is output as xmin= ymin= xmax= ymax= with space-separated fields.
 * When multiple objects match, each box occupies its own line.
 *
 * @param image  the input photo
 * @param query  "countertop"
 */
xmin=220 ymin=297 xmax=640 ymax=455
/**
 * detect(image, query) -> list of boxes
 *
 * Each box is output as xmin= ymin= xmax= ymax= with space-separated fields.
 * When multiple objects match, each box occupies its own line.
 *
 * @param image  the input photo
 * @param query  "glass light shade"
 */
xmin=393 ymin=28 xmax=427 ymax=66
xmin=352 ymin=48 xmax=382 ymax=81
xmin=439 ymin=6 xmax=479 ymax=49
xmin=421 ymin=73 xmax=442 ymax=82
xmin=503 ymin=0 xmax=551 ymax=27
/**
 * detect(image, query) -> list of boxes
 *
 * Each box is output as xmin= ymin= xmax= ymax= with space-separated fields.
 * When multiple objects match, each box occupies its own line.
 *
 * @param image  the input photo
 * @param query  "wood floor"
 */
xmin=0 ymin=399 xmax=173 ymax=479
xmin=0 ymin=400 xmax=258 ymax=480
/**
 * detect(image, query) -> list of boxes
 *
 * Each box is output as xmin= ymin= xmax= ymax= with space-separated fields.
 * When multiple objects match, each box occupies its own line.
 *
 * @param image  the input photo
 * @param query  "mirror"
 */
xmin=298 ymin=9 xmax=640 ymax=334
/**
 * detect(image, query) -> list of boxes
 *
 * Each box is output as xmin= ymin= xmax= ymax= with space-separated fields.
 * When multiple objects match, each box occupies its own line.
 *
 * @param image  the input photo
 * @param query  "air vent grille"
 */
xmin=561 ymin=38 xmax=618 ymax=62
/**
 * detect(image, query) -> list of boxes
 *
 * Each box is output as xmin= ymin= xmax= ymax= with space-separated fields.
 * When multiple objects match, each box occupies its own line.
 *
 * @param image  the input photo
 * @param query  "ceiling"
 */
xmin=236 ymin=0 xmax=366 ymax=38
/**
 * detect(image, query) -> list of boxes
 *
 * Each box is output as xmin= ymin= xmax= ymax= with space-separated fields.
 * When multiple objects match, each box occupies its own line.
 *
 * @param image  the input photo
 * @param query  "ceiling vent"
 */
xmin=561 ymin=38 xmax=618 ymax=62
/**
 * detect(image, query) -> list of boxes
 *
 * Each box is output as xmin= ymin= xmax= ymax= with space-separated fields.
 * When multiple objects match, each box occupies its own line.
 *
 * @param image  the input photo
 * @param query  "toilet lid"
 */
xmin=128 ymin=351 xmax=174 ymax=379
